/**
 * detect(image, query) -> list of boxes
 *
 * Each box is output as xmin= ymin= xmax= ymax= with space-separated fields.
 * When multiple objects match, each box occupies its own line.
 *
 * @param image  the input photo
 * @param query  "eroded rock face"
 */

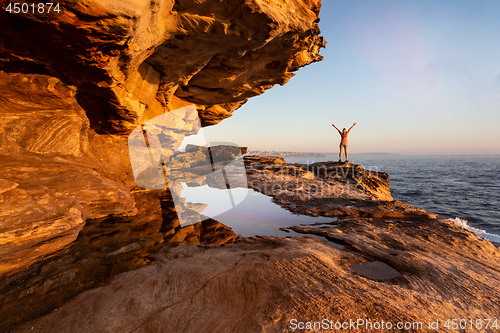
xmin=306 ymin=161 xmax=393 ymax=201
xmin=12 ymin=156 xmax=500 ymax=332
xmin=244 ymin=156 xmax=394 ymax=203
xmin=0 ymin=189 xmax=236 ymax=331
xmin=0 ymin=73 xmax=136 ymax=275
xmin=0 ymin=0 xmax=325 ymax=278
xmin=0 ymin=0 xmax=325 ymax=132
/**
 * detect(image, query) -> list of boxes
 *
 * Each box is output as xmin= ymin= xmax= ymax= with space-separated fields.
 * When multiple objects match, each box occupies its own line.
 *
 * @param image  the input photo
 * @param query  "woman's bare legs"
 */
xmin=339 ymin=146 xmax=348 ymax=162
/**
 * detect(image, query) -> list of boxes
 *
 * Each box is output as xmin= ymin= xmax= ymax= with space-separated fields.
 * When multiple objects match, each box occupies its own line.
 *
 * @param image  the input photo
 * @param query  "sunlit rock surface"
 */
xmin=16 ymin=233 xmax=500 ymax=333
xmin=0 ymin=73 xmax=136 ymax=275
xmin=244 ymin=156 xmax=395 ymax=204
xmin=17 ymin=157 xmax=500 ymax=333
xmin=0 ymin=0 xmax=325 ymax=280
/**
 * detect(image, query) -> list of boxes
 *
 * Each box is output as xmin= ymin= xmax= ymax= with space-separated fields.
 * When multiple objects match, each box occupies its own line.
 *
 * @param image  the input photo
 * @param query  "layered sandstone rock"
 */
xmin=4 ymin=154 xmax=500 ymax=332
xmin=15 ymin=157 xmax=500 ymax=333
xmin=0 ymin=0 xmax=325 ymax=279
xmin=244 ymin=156 xmax=394 ymax=202
xmin=4 ymin=1 xmax=499 ymax=332
xmin=0 ymin=72 xmax=137 ymax=275
xmin=0 ymin=0 xmax=325 ymax=131
xmin=16 ymin=232 xmax=500 ymax=333
xmin=0 ymin=187 xmax=236 ymax=330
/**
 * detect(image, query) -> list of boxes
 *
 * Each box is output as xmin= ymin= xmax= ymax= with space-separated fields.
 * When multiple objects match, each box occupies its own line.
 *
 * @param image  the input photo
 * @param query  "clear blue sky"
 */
xmin=203 ymin=0 xmax=500 ymax=155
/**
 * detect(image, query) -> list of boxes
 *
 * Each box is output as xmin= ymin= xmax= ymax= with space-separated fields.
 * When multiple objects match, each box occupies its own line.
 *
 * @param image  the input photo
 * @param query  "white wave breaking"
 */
xmin=449 ymin=217 xmax=500 ymax=244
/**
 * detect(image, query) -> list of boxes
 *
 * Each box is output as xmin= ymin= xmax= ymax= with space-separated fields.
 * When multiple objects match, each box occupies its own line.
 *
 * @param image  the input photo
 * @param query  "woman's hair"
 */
xmin=342 ymin=128 xmax=347 ymax=134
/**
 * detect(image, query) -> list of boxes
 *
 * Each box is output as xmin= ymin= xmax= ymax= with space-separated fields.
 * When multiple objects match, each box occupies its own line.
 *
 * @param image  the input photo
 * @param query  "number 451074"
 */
xmin=5 ymin=2 xmax=60 ymax=14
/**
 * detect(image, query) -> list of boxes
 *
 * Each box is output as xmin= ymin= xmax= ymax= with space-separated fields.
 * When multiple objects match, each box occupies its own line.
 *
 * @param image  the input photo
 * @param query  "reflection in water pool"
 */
xmin=180 ymin=183 xmax=248 ymax=218
xmin=182 ymin=186 xmax=338 ymax=236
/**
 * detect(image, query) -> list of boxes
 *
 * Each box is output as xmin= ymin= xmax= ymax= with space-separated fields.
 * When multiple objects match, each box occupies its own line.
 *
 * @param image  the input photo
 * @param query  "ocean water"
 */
xmin=285 ymin=154 xmax=500 ymax=242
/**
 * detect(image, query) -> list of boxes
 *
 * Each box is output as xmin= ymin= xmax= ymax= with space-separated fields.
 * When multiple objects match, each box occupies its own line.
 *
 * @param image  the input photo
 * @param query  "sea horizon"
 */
xmin=248 ymin=150 xmax=500 ymax=157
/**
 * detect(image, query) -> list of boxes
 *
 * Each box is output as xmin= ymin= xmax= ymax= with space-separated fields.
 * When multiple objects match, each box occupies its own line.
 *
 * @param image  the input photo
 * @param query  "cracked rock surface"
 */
xmin=12 ymin=157 xmax=500 ymax=333
xmin=16 ymin=233 xmax=500 ymax=333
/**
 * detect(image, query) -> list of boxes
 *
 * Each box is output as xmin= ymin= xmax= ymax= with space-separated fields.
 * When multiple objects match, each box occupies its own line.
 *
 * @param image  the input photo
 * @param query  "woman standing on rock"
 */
xmin=332 ymin=123 xmax=356 ymax=162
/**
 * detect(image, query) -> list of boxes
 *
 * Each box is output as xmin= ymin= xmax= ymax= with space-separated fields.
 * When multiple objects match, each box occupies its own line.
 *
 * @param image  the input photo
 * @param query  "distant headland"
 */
xmin=353 ymin=152 xmax=403 ymax=156
xmin=247 ymin=150 xmax=326 ymax=157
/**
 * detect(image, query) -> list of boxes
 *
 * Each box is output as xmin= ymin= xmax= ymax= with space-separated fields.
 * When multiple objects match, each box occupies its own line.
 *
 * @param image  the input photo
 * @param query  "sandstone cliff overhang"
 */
xmin=0 ymin=0 xmax=326 ymax=132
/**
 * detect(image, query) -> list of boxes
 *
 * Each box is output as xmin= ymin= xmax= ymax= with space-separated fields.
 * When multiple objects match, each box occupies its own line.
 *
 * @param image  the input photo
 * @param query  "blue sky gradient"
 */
xmin=204 ymin=0 xmax=500 ymax=154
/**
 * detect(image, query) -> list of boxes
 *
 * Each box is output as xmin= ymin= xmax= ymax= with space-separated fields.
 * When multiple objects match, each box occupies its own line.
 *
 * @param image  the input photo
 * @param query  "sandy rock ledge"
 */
xmin=16 ymin=233 xmax=500 ymax=333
